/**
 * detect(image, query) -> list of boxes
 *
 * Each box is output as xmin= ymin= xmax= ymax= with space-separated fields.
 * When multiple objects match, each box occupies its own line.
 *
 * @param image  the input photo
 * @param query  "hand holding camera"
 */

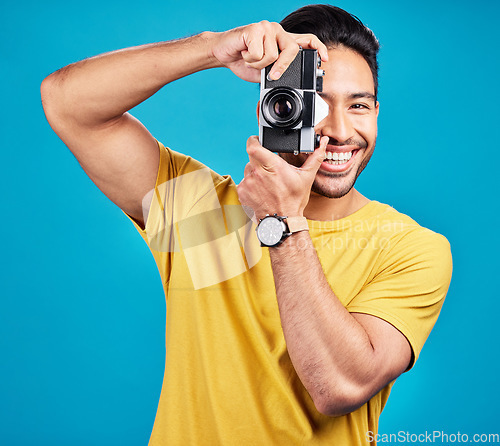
xmin=208 ymin=21 xmax=328 ymax=83
xmin=237 ymin=134 xmax=329 ymax=221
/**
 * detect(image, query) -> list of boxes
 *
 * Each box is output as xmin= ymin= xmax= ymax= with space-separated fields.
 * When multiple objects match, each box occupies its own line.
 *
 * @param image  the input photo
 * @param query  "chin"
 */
xmin=310 ymin=169 xmax=357 ymax=199
xmin=311 ymin=180 xmax=355 ymax=199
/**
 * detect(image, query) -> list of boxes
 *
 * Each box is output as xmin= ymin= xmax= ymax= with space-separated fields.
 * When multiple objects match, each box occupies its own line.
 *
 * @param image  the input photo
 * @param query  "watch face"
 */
xmin=256 ymin=216 xmax=286 ymax=246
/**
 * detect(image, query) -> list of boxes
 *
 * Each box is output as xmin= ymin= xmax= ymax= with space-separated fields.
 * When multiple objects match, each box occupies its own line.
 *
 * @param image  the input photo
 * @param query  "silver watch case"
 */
xmin=256 ymin=214 xmax=291 ymax=247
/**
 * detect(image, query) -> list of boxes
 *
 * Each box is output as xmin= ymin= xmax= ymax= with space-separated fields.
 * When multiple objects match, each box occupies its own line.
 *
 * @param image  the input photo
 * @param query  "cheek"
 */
xmin=353 ymin=116 xmax=377 ymax=145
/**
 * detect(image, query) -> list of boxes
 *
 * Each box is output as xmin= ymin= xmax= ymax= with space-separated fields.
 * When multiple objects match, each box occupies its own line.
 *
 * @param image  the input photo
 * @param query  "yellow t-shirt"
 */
xmin=125 ymin=142 xmax=452 ymax=445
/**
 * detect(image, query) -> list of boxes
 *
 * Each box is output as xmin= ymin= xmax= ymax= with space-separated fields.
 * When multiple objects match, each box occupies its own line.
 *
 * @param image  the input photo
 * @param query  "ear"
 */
xmin=375 ymin=101 xmax=380 ymax=117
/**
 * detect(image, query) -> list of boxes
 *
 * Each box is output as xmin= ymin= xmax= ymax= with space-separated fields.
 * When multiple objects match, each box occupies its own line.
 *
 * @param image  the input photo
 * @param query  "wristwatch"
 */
xmin=256 ymin=214 xmax=309 ymax=247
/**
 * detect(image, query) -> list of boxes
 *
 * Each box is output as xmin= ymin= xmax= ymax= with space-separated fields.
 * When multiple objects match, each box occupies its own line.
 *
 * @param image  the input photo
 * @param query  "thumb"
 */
xmin=301 ymin=136 xmax=328 ymax=173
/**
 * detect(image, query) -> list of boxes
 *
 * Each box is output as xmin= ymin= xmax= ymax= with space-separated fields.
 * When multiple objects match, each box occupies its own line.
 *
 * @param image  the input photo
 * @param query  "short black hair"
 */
xmin=280 ymin=4 xmax=380 ymax=98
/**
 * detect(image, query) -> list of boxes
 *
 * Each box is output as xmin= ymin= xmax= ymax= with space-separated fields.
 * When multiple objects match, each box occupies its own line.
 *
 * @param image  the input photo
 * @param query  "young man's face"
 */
xmin=281 ymin=45 xmax=379 ymax=199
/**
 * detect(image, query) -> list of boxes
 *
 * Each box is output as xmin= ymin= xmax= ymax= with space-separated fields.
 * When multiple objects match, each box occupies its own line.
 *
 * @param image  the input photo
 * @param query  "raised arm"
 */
xmin=41 ymin=23 xmax=327 ymax=228
xmin=41 ymin=34 xmax=215 ymax=228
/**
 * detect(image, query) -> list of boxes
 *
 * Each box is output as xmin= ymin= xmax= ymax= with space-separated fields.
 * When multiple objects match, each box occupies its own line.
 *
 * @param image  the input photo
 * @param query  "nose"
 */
xmin=315 ymin=106 xmax=355 ymax=144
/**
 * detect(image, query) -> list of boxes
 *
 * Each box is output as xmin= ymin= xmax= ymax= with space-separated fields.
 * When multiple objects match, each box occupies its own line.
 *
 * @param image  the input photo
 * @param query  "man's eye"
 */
xmin=350 ymin=103 xmax=369 ymax=110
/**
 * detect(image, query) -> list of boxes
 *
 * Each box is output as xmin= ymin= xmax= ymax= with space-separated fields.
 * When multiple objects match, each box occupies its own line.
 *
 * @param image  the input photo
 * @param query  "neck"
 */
xmin=303 ymin=188 xmax=370 ymax=221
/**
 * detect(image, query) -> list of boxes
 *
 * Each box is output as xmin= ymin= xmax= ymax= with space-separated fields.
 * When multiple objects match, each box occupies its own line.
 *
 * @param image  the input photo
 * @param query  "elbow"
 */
xmin=314 ymin=396 xmax=362 ymax=418
xmin=40 ymin=74 xmax=52 ymax=101
xmin=40 ymin=74 xmax=56 ymax=109
xmin=41 ymin=73 xmax=76 ymax=133
xmin=40 ymin=74 xmax=60 ymax=124
xmin=312 ymin=383 xmax=371 ymax=417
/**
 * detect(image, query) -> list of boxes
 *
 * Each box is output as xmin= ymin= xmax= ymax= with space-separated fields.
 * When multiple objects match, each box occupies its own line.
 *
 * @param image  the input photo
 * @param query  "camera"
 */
xmin=259 ymin=48 xmax=328 ymax=154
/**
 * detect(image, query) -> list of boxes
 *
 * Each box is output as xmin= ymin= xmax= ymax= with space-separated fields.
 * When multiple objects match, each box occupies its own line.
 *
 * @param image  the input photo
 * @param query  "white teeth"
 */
xmin=324 ymin=151 xmax=353 ymax=163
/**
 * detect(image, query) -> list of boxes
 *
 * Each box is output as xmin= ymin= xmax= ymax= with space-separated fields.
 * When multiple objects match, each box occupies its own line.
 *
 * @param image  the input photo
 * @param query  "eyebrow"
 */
xmin=318 ymin=91 xmax=377 ymax=102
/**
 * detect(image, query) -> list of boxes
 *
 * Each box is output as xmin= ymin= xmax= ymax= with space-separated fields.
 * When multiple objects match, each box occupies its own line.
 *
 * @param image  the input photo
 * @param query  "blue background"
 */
xmin=1 ymin=0 xmax=499 ymax=444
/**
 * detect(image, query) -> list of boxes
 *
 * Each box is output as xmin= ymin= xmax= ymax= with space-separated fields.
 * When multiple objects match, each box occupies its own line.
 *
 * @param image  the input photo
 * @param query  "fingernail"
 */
xmin=266 ymin=70 xmax=281 ymax=81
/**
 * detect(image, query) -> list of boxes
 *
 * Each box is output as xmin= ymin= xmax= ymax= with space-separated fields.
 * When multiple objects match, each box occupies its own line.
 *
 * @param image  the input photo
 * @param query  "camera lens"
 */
xmin=274 ymin=98 xmax=293 ymax=119
xmin=261 ymin=87 xmax=303 ymax=128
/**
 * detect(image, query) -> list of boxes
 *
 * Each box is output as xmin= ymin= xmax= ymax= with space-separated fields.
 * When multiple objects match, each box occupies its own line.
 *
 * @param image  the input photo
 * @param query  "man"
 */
xmin=41 ymin=4 xmax=452 ymax=445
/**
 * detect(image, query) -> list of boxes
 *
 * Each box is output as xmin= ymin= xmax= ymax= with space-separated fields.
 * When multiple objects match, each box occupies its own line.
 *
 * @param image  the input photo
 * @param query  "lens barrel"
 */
xmin=261 ymin=87 xmax=304 ymax=128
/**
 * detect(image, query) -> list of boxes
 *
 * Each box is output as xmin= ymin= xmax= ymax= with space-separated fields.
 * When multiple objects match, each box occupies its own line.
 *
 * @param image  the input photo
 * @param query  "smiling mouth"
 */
xmin=305 ymin=148 xmax=360 ymax=166
xmin=322 ymin=150 xmax=353 ymax=165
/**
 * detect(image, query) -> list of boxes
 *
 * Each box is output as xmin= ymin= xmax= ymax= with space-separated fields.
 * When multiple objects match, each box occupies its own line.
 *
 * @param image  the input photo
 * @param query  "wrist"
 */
xmin=270 ymin=230 xmax=313 ymax=253
xmin=254 ymin=207 xmax=304 ymax=222
xmin=201 ymin=31 xmax=224 ymax=69
xmin=255 ymin=214 xmax=309 ymax=248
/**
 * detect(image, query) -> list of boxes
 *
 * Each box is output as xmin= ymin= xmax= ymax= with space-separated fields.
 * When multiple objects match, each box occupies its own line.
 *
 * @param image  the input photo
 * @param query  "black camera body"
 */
xmin=259 ymin=49 xmax=327 ymax=154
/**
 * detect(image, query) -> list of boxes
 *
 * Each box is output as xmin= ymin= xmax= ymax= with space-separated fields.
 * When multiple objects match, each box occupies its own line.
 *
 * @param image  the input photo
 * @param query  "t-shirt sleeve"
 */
xmin=347 ymin=228 xmax=452 ymax=368
xmin=123 ymin=141 xmax=219 ymax=234
xmin=121 ymin=140 xmax=227 ymax=284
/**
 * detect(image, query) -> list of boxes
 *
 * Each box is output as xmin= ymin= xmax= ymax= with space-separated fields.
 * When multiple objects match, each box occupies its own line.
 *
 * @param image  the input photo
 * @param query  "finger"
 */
xmin=243 ymin=162 xmax=253 ymax=178
xmin=242 ymin=30 xmax=265 ymax=63
xmin=244 ymin=36 xmax=280 ymax=70
xmin=246 ymin=135 xmax=282 ymax=170
xmin=261 ymin=33 xmax=279 ymax=67
xmin=236 ymin=181 xmax=247 ymax=205
xmin=235 ymin=182 xmax=257 ymax=223
xmin=293 ymin=33 xmax=329 ymax=62
xmin=268 ymin=32 xmax=300 ymax=80
xmin=301 ymin=136 xmax=328 ymax=173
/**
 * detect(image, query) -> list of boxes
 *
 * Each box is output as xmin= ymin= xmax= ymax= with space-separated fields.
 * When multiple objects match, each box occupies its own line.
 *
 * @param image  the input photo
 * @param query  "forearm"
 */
xmin=269 ymin=231 xmax=381 ymax=415
xmin=41 ymin=32 xmax=220 ymax=127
